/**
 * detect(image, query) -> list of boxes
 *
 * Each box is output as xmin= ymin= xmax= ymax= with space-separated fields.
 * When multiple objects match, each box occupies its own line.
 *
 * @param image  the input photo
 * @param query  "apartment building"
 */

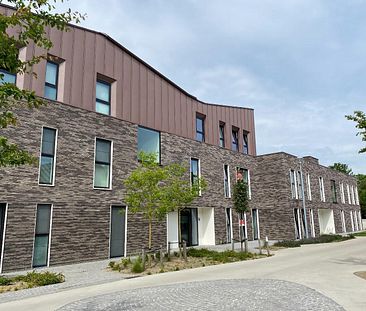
xmin=0 ymin=4 xmax=362 ymax=272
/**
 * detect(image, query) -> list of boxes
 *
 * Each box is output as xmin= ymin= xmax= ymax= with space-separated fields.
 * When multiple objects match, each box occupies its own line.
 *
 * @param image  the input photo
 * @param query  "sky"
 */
xmin=55 ymin=0 xmax=364 ymax=173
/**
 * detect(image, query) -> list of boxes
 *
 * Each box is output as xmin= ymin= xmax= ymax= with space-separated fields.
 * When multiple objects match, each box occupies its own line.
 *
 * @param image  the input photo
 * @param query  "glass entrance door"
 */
xmin=180 ymin=208 xmax=198 ymax=246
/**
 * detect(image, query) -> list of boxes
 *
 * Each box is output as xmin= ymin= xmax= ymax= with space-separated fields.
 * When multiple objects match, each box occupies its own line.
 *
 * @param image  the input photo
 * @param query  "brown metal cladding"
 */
xmin=0 ymin=4 xmax=256 ymax=155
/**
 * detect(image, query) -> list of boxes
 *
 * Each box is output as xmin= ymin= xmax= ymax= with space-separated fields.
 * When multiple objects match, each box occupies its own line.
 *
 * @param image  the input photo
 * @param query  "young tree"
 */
xmin=356 ymin=174 xmax=366 ymax=219
xmin=346 ymin=111 xmax=366 ymax=153
xmin=232 ymin=180 xmax=249 ymax=252
xmin=0 ymin=0 xmax=84 ymax=167
xmin=329 ymin=163 xmax=353 ymax=175
xmin=124 ymin=152 xmax=205 ymax=250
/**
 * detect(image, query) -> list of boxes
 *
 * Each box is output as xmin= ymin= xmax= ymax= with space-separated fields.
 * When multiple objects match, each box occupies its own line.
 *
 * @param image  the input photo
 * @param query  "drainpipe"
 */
xmin=299 ymin=158 xmax=309 ymax=238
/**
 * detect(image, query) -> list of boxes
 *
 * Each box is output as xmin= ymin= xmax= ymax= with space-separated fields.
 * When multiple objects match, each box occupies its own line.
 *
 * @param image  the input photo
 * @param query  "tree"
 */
xmin=0 ymin=0 xmax=84 ymax=167
xmin=124 ymin=152 xmax=205 ymax=250
xmin=232 ymin=179 xmax=249 ymax=252
xmin=356 ymin=174 xmax=366 ymax=219
xmin=346 ymin=111 xmax=366 ymax=153
xmin=329 ymin=163 xmax=353 ymax=175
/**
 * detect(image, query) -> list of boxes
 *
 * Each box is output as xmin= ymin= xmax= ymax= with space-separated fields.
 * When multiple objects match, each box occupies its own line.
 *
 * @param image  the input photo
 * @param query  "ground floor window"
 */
xmin=294 ymin=208 xmax=305 ymax=239
xmin=252 ymin=209 xmax=260 ymax=240
xmin=110 ymin=206 xmax=127 ymax=258
xmin=309 ymin=209 xmax=315 ymax=237
xmin=340 ymin=210 xmax=346 ymax=233
xmin=225 ymin=208 xmax=232 ymax=243
xmin=33 ymin=204 xmax=52 ymax=267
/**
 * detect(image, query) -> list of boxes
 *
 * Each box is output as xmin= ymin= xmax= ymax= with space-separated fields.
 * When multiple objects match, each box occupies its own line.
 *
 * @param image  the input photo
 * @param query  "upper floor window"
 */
xmin=236 ymin=167 xmax=251 ymax=199
xmin=0 ymin=69 xmax=16 ymax=85
xmin=331 ymin=180 xmax=337 ymax=203
xmin=290 ymin=170 xmax=297 ymax=199
xmin=297 ymin=171 xmax=303 ymax=199
xmin=94 ymin=138 xmax=112 ymax=189
xmin=232 ymin=127 xmax=239 ymax=151
xmin=190 ymin=158 xmax=201 ymax=195
xmin=138 ymin=126 xmax=160 ymax=163
xmin=39 ymin=127 xmax=57 ymax=185
xmin=355 ymin=186 xmax=359 ymax=205
xmin=243 ymin=131 xmax=249 ymax=154
xmin=96 ymin=80 xmax=111 ymax=115
xmin=219 ymin=123 xmax=225 ymax=148
xmin=196 ymin=114 xmax=205 ymax=142
xmin=340 ymin=182 xmax=345 ymax=204
xmin=307 ymin=173 xmax=312 ymax=201
xmin=44 ymin=61 xmax=58 ymax=100
xmin=346 ymin=184 xmax=351 ymax=204
xmin=319 ymin=177 xmax=325 ymax=202
xmin=223 ymin=164 xmax=230 ymax=198
xmin=350 ymin=185 xmax=355 ymax=205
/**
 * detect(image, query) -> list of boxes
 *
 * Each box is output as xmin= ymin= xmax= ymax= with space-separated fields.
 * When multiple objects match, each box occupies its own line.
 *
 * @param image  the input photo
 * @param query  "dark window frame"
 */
xmin=96 ymin=79 xmax=111 ymax=115
xmin=331 ymin=180 xmax=337 ymax=203
xmin=243 ymin=131 xmax=249 ymax=154
xmin=137 ymin=125 xmax=161 ymax=164
xmin=190 ymin=158 xmax=199 ymax=186
xmin=94 ymin=138 xmax=112 ymax=189
xmin=195 ymin=113 xmax=205 ymax=142
xmin=39 ymin=127 xmax=57 ymax=186
xmin=219 ymin=122 xmax=225 ymax=148
xmin=44 ymin=60 xmax=59 ymax=100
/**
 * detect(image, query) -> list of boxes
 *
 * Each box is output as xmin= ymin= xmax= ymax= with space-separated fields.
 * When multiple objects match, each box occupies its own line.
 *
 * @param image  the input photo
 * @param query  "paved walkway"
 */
xmin=57 ymin=279 xmax=344 ymax=311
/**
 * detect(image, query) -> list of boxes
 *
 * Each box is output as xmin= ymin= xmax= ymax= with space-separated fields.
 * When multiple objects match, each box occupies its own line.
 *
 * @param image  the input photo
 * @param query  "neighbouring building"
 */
xmin=0 ymin=4 xmax=362 ymax=273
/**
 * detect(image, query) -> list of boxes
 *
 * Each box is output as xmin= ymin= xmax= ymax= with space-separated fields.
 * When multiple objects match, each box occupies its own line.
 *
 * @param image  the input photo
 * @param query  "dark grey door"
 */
xmin=0 ymin=203 xmax=6 ymax=265
xmin=110 ymin=206 xmax=126 ymax=258
xmin=252 ymin=209 xmax=259 ymax=240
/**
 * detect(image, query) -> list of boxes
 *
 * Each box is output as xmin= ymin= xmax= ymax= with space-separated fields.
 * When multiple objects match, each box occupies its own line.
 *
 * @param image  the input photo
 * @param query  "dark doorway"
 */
xmin=180 ymin=208 xmax=198 ymax=246
xmin=110 ymin=206 xmax=126 ymax=258
xmin=0 ymin=203 xmax=6 ymax=268
xmin=226 ymin=208 xmax=232 ymax=243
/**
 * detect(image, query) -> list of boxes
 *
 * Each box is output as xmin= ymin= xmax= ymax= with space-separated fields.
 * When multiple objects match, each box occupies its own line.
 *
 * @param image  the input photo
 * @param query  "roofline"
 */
xmin=0 ymin=3 xmax=254 ymax=112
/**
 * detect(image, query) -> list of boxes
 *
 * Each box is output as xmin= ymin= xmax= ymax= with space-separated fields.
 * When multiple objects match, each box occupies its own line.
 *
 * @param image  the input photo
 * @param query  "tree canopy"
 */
xmin=329 ymin=163 xmax=353 ymax=175
xmin=346 ymin=111 xmax=366 ymax=153
xmin=232 ymin=179 xmax=249 ymax=215
xmin=0 ymin=0 xmax=84 ymax=167
xmin=356 ymin=174 xmax=366 ymax=218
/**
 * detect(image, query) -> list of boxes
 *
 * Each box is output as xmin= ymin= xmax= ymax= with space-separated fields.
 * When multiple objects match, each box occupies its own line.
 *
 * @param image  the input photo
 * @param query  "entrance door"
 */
xmin=225 ymin=208 xmax=232 ymax=243
xmin=252 ymin=209 xmax=259 ymax=240
xmin=110 ymin=206 xmax=126 ymax=258
xmin=0 ymin=203 xmax=6 ymax=270
xmin=180 ymin=208 xmax=198 ymax=246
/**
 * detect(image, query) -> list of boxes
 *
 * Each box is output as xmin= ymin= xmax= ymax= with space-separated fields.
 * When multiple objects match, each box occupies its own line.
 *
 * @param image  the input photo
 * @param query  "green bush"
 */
xmin=13 ymin=271 xmax=64 ymax=287
xmin=0 ymin=276 xmax=11 ymax=286
xmin=187 ymin=248 xmax=255 ymax=263
xmin=273 ymin=240 xmax=301 ymax=248
xmin=131 ymin=258 xmax=144 ymax=273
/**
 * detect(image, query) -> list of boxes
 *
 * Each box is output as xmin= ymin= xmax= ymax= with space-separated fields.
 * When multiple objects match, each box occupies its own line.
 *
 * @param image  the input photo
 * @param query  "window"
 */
xmin=219 ymin=123 xmax=225 ymax=147
xmin=190 ymin=158 xmax=201 ymax=195
xmin=355 ymin=187 xmax=359 ymax=205
xmin=196 ymin=114 xmax=205 ymax=142
xmin=96 ymin=80 xmax=111 ymax=115
xmin=340 ymin=210 xmax=346 ymax=233
xmin=290 ymin=170 xmax=297 ymax=199
xmin=340 ymin=183 xmax=345 ymax=204
xmin=319 ymin=177 xmax=325 ymax=202
xmin=331 ymin=180 xmax=337 ymax=203
xmin=307 ymin=173 xmax=312 ymax=201
xmin=237 ymin=167 xmax=251 ymax=199
xmin=309 ymin=209 xmax=315 ymax=237
xmin=346 ymin=184 xmax=351 ymax=204
xmin=33 ymin=204 xmax=52 ymax=267
xmin=350 ymin=211 xmax=355 ymax=231
xmin=44 ymin=61 xmax=58 ymax=100
xmin=39 ymin=127 xmax=57 ymax=185
xmin=351 ymin=186 xmax=355 ymax=205
xmin=94 ymin=138 xmax=112 ymax=189
xmin=243 ymin=131 xmax=249 ymax=154
xmin=0 ymin=69 xmax=16 ymax=85
xmin=232 ymin=127 xmax=239 ymax=151
xmin=223 ymin=164 xmax=230 ymax=198
xmin=297 ymin=171 xmax=303 ymax=200
xmin=137 ymin=126 xmax=160 ymax=163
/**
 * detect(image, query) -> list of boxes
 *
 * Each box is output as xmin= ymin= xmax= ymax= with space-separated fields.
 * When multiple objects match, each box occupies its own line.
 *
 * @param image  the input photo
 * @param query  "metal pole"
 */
xmin=299 ymin=159 xmax=309 ymax=238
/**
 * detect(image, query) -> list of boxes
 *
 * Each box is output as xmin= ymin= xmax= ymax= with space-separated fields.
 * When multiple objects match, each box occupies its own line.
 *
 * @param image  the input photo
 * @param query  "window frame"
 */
xmin=38 ymin=126 xmax=58 ymax=187
xmin=231 ymin=127 xmax=239 ymax=151
xmin=319 ymin=176 xmax=325 ymax=202
xmin=297 ymin=171 xmax=303 ymax=200
xmin=242 ymin=131 xmax=249 ymax=154
xmin=290 ymin=169 xmax=298 ymax=199
xmin=195 ymin=113 xmax=205 ymax=142
xmin=44 ymin=60 xmax=59 ymax=100
xmin=330 ymin=180 xmax=337 ymax=203
xmin=219 ymin=122 xmax=225 ymax=148
xmin=96 ymin=79 xmax=112 ymax=115
xmin=137 ymin=125 xmax=161 ymax=164
xmin=190 ymin=158 xmax=201 ymax=196
xmin=306 ymin=173 xmax=312 ymax=201
xmin=93 ymin=137 xmax=113 ymax=190
xmin=236 ymin=167 xmax=251 ymax=199
xmin=223 ymin=164 xmax=231 ymax=198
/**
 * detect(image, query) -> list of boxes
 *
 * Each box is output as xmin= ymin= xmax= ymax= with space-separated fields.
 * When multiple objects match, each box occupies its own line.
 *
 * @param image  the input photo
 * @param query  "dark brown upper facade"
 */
xmin=1 ymin=4 xmax=256 ymax=155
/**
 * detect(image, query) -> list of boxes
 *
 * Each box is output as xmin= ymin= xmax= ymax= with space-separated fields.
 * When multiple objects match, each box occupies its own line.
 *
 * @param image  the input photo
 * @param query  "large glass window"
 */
xmin=219 ymin=123 xmax=225 ymax=147
xmin=243 ymin=131 xmax=249 ymax=154
xmin=39 ymin=127 xmax=57 ymax=185
xmin=94 ymin=139 xmax=112 ymax=189
xmin=307 ymin=173 xmax=312 ymax=201
xmin=44 ymin=61 xmax=58 ymax=100
xmin=319 ymin=177 xmax=325 ymax=202
xmin=232 ymin=128 xmax=239 ymax=151
xmin=237 ymin=167 xmax=251 ymax=199
xmin=290 ymin=170 xmax=297 ymax=199
xmin=196 ymin=114 xmax=205 ymax=142
xmin=96 ymin=80 xmax=111 ymax=115
xmin=297 ymin=171 xmax=303 ymax=200
xmin=0 ymin=69 xmax=16 ymax=85
xmin=33 ymin=204 xmax=51 ymax=267
xmin=331 ymin=180 xmax=337 ymax=203
xmin=223 ymin=164 xmax=230 ymax=198
xmin=137 ymin=126 xmax=160 ymax=163
xmin=190 ymin=158 xmax=199 ymax=186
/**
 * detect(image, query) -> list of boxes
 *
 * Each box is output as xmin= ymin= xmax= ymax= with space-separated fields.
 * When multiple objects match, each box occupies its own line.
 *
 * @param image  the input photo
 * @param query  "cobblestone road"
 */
xmin=57 ymin=279 xmax=345 ymax=311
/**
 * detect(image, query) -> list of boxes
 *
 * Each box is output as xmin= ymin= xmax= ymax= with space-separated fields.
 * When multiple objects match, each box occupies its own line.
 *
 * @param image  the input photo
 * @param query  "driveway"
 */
xmin=0 ymin=237 xmax=365 ymax=311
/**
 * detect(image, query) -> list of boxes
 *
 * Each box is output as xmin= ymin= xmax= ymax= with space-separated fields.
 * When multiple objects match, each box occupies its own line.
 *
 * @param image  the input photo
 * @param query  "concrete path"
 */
xmin=0 ymin=237 xmax=365 ymax=310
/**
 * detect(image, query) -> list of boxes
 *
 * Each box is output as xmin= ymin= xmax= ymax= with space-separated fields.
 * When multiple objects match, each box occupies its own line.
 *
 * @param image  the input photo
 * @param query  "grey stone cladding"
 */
xmin=254 ymin=153 xmax=361 ymax=240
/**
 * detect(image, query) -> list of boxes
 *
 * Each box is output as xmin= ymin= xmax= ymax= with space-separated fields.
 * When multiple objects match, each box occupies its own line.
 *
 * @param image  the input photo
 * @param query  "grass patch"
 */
xmin=274 ymin=234 xmax=355 ymax=248
xmin=353 ymin=231 xmax=366 ymax=237
xmin=0 ymin=271 xmax=64 ymax=294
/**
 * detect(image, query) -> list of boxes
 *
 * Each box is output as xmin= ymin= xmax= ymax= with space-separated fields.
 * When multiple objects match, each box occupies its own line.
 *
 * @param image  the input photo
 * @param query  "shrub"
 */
xmin=108 ymin=261 xmax=115 ymax=269
xmin=273 ymin=240 xmax=301 ymax=248
xmin=0 ymin=276 xmax=11 ymax=286
xmin=187 ymin=248 xmax=255 ymax=263
xmin=14 ymin=271 xmax=64 ymax=287
xmin=131 ymin=258 xmax=144 ymax=273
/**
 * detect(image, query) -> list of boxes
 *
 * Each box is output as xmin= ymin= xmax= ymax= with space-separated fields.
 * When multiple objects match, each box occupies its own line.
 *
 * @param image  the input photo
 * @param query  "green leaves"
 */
xmin=232 ymin=180 xmax=249 ymax=214
xmin=346 ymin=111 xmax=366 ymax=153
xmin=328 ymin=163 xmax=353 ymax=175
xmin=0 ymin=136 xmax=36 ymax=166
